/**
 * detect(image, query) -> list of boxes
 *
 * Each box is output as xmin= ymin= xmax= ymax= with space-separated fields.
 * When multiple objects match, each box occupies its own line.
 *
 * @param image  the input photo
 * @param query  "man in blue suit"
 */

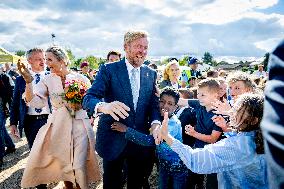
xmin=10 ymin=48 xmax=51 ymax=150
xmin=83 ymin=30 xmax=161 ymax=189
xmin=261 ymin=40 xmax=284 ymax=189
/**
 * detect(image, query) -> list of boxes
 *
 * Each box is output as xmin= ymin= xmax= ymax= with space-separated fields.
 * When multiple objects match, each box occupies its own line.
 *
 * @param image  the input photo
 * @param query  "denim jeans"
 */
xmin=0 ymin=110 xmax=15 ymax=159
xmin=158 ymin=165 xmax=188 ymax=189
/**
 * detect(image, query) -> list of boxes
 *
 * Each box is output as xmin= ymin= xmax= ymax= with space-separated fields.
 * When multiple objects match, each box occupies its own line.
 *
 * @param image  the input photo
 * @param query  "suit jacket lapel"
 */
xmin=136 ymin=66 xmax=149 ymax=113
xmin=116 ymin=59 xmax=134 ymax=110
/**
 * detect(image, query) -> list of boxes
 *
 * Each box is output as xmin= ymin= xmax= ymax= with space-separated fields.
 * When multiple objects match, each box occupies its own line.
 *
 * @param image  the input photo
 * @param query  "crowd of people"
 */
xmin=0 ymin=30 xmax=283 ymax=189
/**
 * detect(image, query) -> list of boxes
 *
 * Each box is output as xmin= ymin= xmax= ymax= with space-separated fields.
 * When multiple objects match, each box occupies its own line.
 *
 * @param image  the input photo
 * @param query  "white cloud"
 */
xmin=0 ymin=0 xmax=283 ymax=58
xmin=118 ymin=0 xmax=279 ymax=25
xmin=254 ymin=37 xmax=284 ymax=52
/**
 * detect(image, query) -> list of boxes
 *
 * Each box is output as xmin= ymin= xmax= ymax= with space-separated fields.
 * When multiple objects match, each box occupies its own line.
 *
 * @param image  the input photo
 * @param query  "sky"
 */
xmin=1 ymin=0 xmax=284 ymax=61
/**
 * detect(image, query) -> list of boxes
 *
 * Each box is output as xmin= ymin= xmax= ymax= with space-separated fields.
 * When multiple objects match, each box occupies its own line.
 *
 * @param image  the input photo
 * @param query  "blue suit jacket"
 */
xmin=10 ymin=76 xmax=28 ymax=137
xmin=261 ymin=40 xmax=284 ymax=188
xmin=83 ymin=58 xmax=161 ymax=161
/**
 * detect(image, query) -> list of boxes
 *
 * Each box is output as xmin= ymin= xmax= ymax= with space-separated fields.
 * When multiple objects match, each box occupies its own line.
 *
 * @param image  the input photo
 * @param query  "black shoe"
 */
xmin=0 ymin=158 xmax=3 ymax=168
xmin=36 ymin=184 xmax=47 ymax=189
xmin=4 ymin=147 xmax=16 ymax=156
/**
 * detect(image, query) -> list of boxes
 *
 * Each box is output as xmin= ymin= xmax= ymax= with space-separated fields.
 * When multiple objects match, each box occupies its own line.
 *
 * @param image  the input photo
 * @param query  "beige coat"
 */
xmin=21 ymin=72 xmax=101 ymax=189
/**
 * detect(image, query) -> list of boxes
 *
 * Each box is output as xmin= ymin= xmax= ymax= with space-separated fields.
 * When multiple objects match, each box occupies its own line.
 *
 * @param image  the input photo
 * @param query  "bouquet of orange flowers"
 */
xmin=62 ymin=79 xmax=90 ymax=117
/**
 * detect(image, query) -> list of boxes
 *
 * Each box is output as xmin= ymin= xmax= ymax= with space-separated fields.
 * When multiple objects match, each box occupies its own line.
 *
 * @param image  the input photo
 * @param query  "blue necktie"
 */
xmin=34 ymin=74 xmax=42 ymax=113
xmin=130 ymin=68 xmax=139 ymax=111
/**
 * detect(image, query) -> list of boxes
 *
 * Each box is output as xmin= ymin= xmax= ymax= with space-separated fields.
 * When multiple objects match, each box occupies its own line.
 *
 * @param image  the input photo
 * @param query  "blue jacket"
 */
xmin=9 ymin=76 xmax=28 ymax=137
xmin=261 ymin=40 xmax=284 ymax=188
xmin=83 ymin=58 xmax=161 ymax=161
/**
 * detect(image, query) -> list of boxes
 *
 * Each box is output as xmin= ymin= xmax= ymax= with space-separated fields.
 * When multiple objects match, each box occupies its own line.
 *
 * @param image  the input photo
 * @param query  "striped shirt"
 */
xmin=171 ymin=131 xmax=268 ymax=189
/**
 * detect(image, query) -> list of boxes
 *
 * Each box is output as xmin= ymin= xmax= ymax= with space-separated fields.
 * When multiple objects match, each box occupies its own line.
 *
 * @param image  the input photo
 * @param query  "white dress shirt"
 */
xmin=125 ymin=58 xmax=141 ymax=109
xmin=93 ymin=59 xmax=161 ymax=126
xmin=27 ymin=71 xmax=51 ymax=115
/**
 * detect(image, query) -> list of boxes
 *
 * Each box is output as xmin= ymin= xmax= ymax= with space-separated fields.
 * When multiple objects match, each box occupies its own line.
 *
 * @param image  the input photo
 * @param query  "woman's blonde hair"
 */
xmin=226 ymin=71 xmax=256 ymax=91
xmin=46 ymin=46 xmax=70 ymax=66
xmin=163 ymin=60 xmax=180 ymax=80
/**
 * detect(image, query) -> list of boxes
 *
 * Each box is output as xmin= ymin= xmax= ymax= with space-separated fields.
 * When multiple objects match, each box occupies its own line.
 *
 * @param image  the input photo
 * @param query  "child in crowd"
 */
xmin=161 ymin=93 xmax=268 ymax=189
xmin=226 ymin=71 xmax=256 ymax=101
xmin=111 ymin=87 xmax=188 ymax=189
xmin=182 ymin=78 xmax=223 ymax=188
xmin=218 ymin=78 xmax=227 ymax=102
xmin=211 ymin=72 xmax=257 ymax=122
xmin=185 ymin=78 xmax=223 ymax=150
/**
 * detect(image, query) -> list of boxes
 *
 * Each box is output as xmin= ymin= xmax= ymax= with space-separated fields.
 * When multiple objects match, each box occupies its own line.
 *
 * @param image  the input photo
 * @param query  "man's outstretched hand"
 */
xmin=98 ymin=101 xmax=130 ymax=121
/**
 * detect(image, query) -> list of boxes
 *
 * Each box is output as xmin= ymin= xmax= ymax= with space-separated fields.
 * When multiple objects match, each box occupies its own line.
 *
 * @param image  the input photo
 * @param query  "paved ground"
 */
xmin=0 ymin=123 xmax=158 ymax=189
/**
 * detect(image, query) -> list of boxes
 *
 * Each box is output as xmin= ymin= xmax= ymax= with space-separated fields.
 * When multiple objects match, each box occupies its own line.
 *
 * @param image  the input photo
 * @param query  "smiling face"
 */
xmin=218 ymin=81 xmax=227 ymax=98
xmin=168 ymin=63 xmax=181 ymax=81
xmin=229 ymin=81 xmax=252 ymax=100
xmin=28 ymin=51 xmax=45 ymax=72
xmin=159 ymin=94 xmax=177 ymax=116
xmin=124 ymin=37 xmax=148 ymax=68
xmin=46 ymin=52 xmax=65 ymax=75
xmin=108 ymin=54 xmax=120 ymax=63
xmin=81 ymin=66 xmax=89 ymax=74
xmin=197 ymin=87 xmax=219 ymax=108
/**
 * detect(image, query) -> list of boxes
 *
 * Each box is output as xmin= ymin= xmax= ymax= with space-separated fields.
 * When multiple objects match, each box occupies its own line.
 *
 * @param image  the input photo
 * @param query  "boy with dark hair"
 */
xmin=112 ymin=87 xmax=189 ymax=189
xmin=107 ymin=50 xmax=121 ymax=63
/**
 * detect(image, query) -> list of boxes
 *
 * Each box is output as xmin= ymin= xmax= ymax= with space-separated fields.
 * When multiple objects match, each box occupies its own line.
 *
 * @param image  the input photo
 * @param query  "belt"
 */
xmin=26 ymin=114 xmax=49 ymax=120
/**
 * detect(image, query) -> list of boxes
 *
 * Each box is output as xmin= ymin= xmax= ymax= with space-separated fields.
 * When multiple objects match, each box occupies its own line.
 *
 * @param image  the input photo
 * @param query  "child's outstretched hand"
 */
xmin=185 ymin=124 xmax=196 ymax=136
xmin=161 ymin=111 xmax=169 ymax=139
xmin=111 ymin=122 xmax=127 ymax=132
xmin=212 ymin=115 xmax=230 ymax=132
xmin=211 ymin=100 xmax=231 ymax=116
xmin=161 ymin=111 xmax=175 ymax=146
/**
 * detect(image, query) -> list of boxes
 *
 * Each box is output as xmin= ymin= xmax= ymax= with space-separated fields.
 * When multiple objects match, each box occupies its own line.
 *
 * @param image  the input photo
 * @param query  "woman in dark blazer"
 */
xmin=159 ymin=60 xmax=181 ymax=89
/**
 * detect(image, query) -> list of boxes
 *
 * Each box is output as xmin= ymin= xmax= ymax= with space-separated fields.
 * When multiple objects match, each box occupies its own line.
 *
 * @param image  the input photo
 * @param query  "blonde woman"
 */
xmin=160 ymin=60 xmax=181 ymax=89
xmin=19 ymin=46 xmax=101 ymax=189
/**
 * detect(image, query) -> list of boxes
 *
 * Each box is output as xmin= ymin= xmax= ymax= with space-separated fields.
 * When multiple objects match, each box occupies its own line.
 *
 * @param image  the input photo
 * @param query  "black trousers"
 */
xmin=103 ymin=142 xmax=155 ymax=189
xmin=24 ymin=114 xmax=48 ymax=149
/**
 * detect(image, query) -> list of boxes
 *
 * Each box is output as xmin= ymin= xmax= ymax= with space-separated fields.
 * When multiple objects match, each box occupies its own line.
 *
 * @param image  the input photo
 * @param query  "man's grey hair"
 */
xmin=124 ymin=30 xmax=148 ymax=45
xmin=46 ymin=46 xmax=70 ymax=65
xmin=26 ymin=47 xmax=44 ymax=60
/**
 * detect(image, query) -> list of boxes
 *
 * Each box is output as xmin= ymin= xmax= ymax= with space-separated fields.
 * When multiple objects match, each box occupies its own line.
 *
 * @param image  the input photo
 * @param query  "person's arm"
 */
xmin=126 ymin=128 xmax=155 ymax=146
xmin=164 ymin=134 xmax=255 ymax=174
xmin=212 ymin=115 xmax=231 ymax=132
xmin=161 ymin=111 xmax=254 ymax=174
xmin=9 ymin=77 xmax=21 ymax=138
xmin=185 ymin=126 xmax=222 ymax=144
xmin=17 ymin=60 xmax=47 ymax=108
xmin=82 ymin=64 xmax=130 ymax=121
xmin=111 ymin=122 xmax=155 ymax=146
xmin=149 ymin=71 xmax=162 ymax=144
xmin=178 ymin=99 xmax=200 ymax=108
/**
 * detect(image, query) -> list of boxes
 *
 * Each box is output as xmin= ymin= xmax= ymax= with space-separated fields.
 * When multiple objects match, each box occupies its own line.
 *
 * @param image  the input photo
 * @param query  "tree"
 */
xmin=262 ymin=52 xmax=269 ymax=71
xmin=15 ymin=50 xmax=26 ymax=57
xmin=202 ymin=52 xmax=213 ymax=65
xmin=66 ymin=49 xmax=75 ymax=64
xmin=83 ymin=55 xmax=106 ymax=69
xmin=179 ymin=55 xmax=190 ymax=66
xmin=218 ymin=61 xmax=229 ymax=65
xmin=211 ymin=60 xmax=218 ymax=67
xmin=160 ymin=57 xmax=170 ymax=65
xmin=73 ymin=58 xmax=83 ymax=68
